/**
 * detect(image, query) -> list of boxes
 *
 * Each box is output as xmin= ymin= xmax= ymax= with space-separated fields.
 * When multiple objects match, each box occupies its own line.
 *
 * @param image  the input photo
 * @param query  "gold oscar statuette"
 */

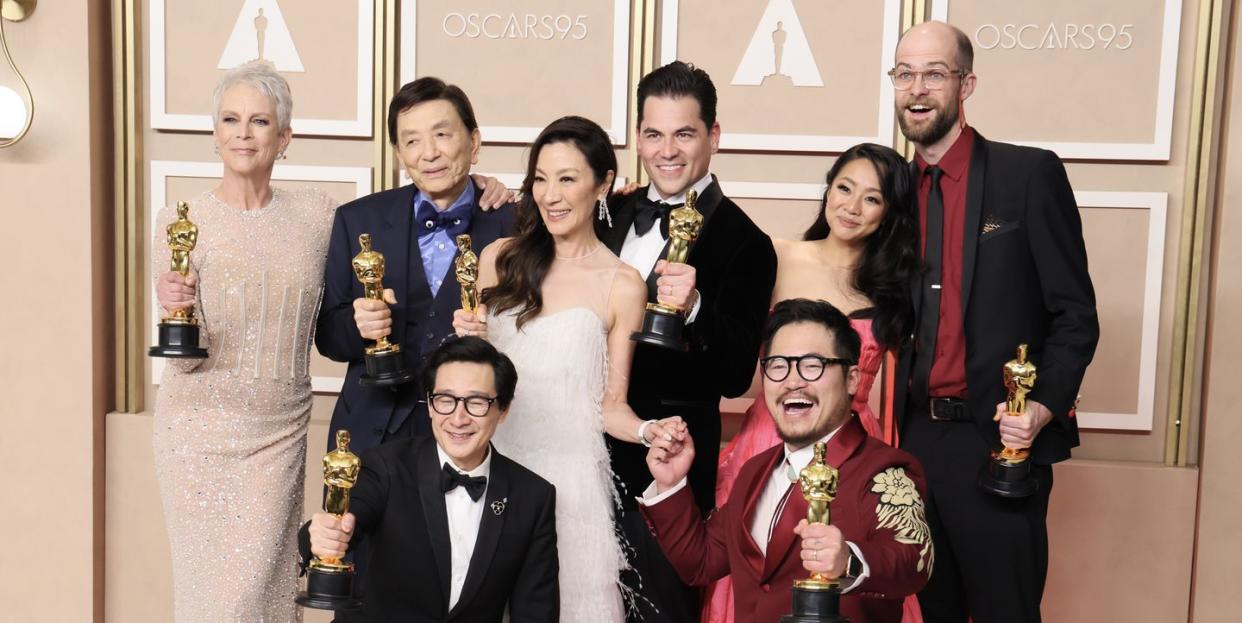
xmin=454 ymin=234 xmax=479 ymax=314
xmin=795 ymin=441 xmax=840 ymax=591
xmin=296 ymin=430 xmax=363 ymax=610
xmin=781 ymin=441 xmax=848 ymax=623
xmin=352 ymin=233 xmax=415 ymax=387
xmin=149 ymin=201 xmax=208 ymax=358
xmin=978 ymin=343 xmax=1039 ymax=498
xmin=630 ymin=190 xmax=705 ymax=351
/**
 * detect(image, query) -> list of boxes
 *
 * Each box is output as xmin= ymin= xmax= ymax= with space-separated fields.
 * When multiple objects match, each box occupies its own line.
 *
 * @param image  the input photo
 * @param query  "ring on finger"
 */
xmin=811 ymin=550 xmax=818 ymax=561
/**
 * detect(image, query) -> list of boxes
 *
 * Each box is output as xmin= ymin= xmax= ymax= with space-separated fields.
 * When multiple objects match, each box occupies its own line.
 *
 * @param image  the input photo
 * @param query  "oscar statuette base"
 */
xmin=360 ymin=347 xmax=415 ymax=387
xmin=978 ymin=454 xmax=1038 ymax=498
xmin=296 ymin=563 xmax=362 ymax=611
xmin=781 ymin=584 xmax=849 ymax=623
xmin=148 ymin=321 xmax=208 ymax=359
xmin=630 ymin=304 xmax=688 ymax=352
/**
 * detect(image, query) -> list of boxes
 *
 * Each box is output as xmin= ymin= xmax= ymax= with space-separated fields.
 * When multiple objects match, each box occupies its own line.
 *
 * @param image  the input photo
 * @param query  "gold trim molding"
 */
xmin=112 ymin=0 xmax=142 ymax=412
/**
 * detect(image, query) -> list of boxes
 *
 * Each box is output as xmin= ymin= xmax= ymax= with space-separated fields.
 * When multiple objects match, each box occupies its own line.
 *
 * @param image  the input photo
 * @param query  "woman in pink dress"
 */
xmin=705 ymin=143 xmax=923 ymax=623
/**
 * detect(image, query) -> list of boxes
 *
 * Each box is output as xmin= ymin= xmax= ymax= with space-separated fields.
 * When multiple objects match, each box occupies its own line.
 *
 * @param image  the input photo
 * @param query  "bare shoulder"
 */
xmin=612 ymin=263 xmax=647 ymax=306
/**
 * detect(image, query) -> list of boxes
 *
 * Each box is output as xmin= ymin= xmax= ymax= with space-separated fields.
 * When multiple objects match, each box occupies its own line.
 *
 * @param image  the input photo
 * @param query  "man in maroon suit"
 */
xmin=639 ymin=299 xmax=932 ymax=623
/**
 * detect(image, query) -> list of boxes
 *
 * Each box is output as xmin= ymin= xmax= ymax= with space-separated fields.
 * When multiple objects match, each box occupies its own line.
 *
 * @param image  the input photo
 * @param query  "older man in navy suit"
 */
xmin=317 ymin=77 xmax=515 ymax=455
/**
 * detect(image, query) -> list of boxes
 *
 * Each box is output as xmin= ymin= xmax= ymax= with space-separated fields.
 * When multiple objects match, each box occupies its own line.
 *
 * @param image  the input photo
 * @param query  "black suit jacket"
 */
xmin=893 ymin=131 xmax=1099 ymax=464
xmin=298 ymin=437 xmax=559 ymax=622
xmin=316 ymin=182 xmax=515 ymax=453
xmin=600 ymin=179 xmax=777 ymax=512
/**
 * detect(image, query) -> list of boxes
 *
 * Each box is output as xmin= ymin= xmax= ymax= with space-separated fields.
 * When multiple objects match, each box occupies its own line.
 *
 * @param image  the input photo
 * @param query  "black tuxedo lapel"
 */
xmin=908 ymin=161 xmax=923 ymax=313
xmin=637 ymin=178 xmax=726 ymax=300
xmin=601 ymin=191 xmax=639 ymax=255
xmin=416 ymin=440 xmax=453 ymax=609
xmin=960 ymin=133 xmax=989 ymax=316
xmin=449 ymin=446 xmax=510 ymax=617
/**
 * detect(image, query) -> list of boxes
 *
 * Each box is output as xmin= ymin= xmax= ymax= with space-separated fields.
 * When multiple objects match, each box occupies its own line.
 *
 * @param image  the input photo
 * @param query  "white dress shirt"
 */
xmin=435 ymin=444 xmax=492 ymax=610
xmin=618 ymin=173 xmax=715 ymax=322
xmin=639 ymin=426 xmax=870 ymax=592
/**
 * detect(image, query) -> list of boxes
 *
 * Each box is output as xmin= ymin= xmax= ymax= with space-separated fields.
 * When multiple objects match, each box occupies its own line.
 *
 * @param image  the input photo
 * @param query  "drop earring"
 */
xmin=597 ymin=195 xmax=613 ymax=228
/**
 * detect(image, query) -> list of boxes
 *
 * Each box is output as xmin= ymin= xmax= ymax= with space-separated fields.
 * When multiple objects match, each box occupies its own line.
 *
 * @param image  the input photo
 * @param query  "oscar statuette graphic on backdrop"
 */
xmin=150 ymin=201 xmax=208 ymax=359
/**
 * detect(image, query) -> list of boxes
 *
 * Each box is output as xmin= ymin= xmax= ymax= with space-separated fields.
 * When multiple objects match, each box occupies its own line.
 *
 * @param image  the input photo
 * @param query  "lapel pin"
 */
xmin=491 ymin=497 xmax=507 ymax=516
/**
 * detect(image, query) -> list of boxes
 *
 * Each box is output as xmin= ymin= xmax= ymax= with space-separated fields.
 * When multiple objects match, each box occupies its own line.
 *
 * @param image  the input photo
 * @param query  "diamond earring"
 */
xmin=597 ymin=195 xmax=613 ymax=228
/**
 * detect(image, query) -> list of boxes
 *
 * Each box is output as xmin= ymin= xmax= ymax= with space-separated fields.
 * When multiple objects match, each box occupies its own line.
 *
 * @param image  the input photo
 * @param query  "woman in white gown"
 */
xmin=454 ymin=116 xmax=686 ymax=621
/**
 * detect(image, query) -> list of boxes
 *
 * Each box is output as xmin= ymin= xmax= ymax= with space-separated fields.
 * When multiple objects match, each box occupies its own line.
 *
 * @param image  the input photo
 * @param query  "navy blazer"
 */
xmin=316 ymin=181 xmax=515 ymax=453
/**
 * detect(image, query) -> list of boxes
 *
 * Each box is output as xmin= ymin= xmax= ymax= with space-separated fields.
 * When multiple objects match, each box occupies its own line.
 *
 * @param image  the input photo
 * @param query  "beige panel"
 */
xmin=0 ymin=0 xmax=111 ymax=619
xmin=161 ymin=1 xmax=363 ymax=123
xmin=1043 ymin=460 xmax=1197 ymax=622
xmin=410 ymin=0 xmax=619 ymax=132
xmin=1191 ymin=2 xmax=1242 ymax=618
xmin=669 ymin=0 xmax=893 ymax=141
xmin=1078 ymin=207 xmax=1148 ymax=416
xmin=943 ymin=0 xmax=1170 ymax=145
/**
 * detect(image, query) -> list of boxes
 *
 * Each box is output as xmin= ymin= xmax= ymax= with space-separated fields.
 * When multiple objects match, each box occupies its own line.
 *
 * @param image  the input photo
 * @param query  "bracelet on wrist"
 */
xmin=638 ymin=419 xmax=658 ymax=447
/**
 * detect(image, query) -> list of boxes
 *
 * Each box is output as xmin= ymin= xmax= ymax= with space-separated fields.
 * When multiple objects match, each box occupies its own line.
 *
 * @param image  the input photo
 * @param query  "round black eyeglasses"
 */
xmin=760 ymin=355 xmax=856 ymax=383
xmin=428 ymin=393 xmax=497 ymax=417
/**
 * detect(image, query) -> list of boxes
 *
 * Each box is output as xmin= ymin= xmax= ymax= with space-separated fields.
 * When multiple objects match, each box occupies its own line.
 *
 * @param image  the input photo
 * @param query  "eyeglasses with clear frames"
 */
xmin=887 ymin=67 xmax=968 ymax=90
xmin=428 ymin=392 xmax=498 ymax=417
xmin=760 ymin=355 xmax=856 ymax=383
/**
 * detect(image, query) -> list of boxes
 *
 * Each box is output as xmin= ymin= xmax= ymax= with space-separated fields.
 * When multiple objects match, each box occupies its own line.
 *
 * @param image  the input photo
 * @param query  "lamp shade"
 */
xmin=0 ymin=84 xmax=26 ymax=139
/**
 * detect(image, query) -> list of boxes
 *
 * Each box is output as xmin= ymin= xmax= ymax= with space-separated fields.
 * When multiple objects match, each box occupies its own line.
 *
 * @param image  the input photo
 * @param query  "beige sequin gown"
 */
xmin=152 ymin=188 xmax=337 ymax=622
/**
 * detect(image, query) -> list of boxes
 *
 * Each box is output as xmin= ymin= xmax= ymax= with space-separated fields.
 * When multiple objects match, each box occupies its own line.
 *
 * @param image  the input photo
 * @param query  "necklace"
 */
xmin=556 ymin=243 xmax=604 ymax=260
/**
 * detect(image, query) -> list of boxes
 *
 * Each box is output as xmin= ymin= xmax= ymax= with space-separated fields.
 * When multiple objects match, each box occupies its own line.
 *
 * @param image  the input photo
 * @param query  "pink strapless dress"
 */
xmin=702 ymin=317 xmax=923 ymax=623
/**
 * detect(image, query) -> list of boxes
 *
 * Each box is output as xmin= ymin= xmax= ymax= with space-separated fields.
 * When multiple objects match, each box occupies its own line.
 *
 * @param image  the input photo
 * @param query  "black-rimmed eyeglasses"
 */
xmin=428 ymin=393 xmax=497 ymax=417
xmin=760 ymin=355 xmax=856 ymax=383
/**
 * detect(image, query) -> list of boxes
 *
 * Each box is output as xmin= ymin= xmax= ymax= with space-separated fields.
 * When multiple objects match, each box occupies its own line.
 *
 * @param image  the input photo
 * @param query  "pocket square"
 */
xmin=981 ymin=214 xmax=1008 ymax=235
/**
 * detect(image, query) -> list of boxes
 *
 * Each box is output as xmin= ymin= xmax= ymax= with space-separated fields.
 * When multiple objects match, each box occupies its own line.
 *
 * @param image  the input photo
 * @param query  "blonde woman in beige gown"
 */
xmin=152 ymin=61 xmax=335 ymax=622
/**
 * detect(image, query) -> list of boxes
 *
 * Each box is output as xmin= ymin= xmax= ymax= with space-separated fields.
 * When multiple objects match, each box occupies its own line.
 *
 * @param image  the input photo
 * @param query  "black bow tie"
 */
xmin=633 ymin=197 xmax=683 ymax=238
xmin=440 ymin=462 xmax=487 ymax=501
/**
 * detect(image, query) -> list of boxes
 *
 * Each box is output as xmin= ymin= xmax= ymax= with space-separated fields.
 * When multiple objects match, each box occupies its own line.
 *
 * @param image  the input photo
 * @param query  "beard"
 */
xmin=898 ymin=97 xmax=960 ymax=146
xmin=774 ymin=407 xmax=852 ymax=448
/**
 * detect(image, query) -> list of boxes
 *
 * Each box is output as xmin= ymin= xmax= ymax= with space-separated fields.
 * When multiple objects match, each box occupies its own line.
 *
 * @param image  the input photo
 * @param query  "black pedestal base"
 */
xmin=781 ymin=586 xmax=849 ymax=623
xmin=148 ymin=322 xmax=208 ymax=359
xmin=360 ymin=348 xmax=415 ymax=387
xmin=296 ymin=566 xmax=362 ymax=611
xmin=978 ymin=455 xmax=1038 ymax=498
xmin=630 ymin=307 xmax=688 ymax=352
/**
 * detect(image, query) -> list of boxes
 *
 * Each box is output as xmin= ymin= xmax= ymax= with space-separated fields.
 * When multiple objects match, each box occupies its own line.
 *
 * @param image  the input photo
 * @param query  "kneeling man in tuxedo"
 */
xmin=300 ymin=336 xmax=558 ymax=622
xmin=638 ymin=299 xmax=933 ymax=623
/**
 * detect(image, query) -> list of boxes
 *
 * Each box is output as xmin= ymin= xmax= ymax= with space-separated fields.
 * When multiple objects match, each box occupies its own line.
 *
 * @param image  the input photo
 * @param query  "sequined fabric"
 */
xmin=152 ymin=187 xmax=336 ymax=622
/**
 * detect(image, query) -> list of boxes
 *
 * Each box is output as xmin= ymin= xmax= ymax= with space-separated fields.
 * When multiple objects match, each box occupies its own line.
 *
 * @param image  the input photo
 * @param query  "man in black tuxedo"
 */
xmin=317 ymin=77 xmax=515 ymax=456
xmin=599 ymin=60 xmax=778 ymax=622
xmin=888 ymin=21 xmax=1099 ymax=622
xmin=300 ymin=336 xmax=558 ymax=622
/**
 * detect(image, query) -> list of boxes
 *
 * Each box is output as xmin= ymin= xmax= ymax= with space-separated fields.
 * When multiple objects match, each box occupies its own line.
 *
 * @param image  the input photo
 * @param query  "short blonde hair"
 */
xmin=212 ymin=60 xmax=293 ymax=133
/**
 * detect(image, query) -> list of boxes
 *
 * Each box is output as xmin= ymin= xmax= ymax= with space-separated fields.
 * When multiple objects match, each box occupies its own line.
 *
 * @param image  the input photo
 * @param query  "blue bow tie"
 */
xmin=415 ymin=200 xmax=472 ymax=238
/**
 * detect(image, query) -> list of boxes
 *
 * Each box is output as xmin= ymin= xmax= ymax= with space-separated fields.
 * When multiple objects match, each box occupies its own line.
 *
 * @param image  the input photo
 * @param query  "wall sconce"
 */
xmin=0 ymin=0 xmax=35 ymax=148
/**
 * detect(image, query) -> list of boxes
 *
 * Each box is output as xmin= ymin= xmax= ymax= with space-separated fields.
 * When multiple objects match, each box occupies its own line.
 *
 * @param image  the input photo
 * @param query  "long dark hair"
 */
xmin=482 ymin=116 xmax=617 ymax=327
xmin=803 ymin=143 xmax=918 ymax=350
